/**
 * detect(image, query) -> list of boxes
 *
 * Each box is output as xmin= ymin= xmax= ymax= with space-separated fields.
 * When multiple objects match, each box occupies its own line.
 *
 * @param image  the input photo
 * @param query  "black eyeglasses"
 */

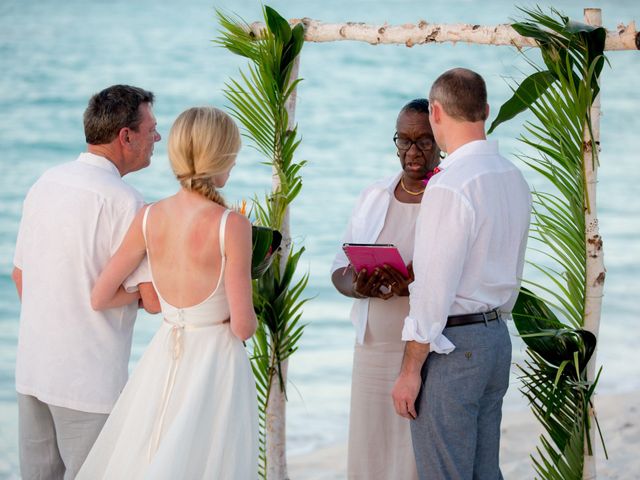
xmin=393 ymin=133 xmax=435 ymax=152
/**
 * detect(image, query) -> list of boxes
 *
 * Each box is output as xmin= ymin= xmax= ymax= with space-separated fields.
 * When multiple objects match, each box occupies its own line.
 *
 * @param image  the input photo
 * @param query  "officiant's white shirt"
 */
xmin=14 ymin=152 xmax=150 ymax=413
xmin=331 ymin=172 xmax=403 ymax=345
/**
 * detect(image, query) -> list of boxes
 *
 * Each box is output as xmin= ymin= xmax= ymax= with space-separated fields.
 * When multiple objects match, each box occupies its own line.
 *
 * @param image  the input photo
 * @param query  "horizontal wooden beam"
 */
xmin=249 ymin=19 xmax=639 ymax=51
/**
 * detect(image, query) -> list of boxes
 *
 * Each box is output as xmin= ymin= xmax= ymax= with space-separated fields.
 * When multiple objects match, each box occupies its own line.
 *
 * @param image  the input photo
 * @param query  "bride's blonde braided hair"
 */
xmin=168 ymin=107 xmax=240 ymax=207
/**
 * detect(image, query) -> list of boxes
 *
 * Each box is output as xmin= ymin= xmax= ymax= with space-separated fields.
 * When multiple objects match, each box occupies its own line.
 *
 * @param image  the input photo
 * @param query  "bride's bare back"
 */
xmin=145 ymin=191 xmax=228 ymax=308
xmin=91 ymin=187 xmax=256 ymax=341
xmin=91 ymin=106 xmax=256 ymax=340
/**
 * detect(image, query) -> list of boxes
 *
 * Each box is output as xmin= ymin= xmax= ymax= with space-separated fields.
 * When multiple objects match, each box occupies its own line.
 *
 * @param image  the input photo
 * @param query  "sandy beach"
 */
xmin=289 ymin=390 xmax=640 ymax=479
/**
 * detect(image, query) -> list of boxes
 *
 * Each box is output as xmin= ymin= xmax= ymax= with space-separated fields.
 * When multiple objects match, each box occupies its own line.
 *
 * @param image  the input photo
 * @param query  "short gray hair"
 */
xmin=429 ymin=68 xmax=487 ymax=122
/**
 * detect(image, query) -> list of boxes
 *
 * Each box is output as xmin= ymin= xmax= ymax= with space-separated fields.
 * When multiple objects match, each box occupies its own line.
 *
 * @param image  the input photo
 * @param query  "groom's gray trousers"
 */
xmin=410 ymin=317 xmax=511 ymax=480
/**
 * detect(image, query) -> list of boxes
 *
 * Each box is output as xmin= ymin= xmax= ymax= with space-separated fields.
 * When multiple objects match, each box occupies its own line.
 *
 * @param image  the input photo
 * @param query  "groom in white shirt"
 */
xmin=12 ymin=84 xmax=161 ymax=479
xmin=391 ymin=68 xmax=532 ymax=479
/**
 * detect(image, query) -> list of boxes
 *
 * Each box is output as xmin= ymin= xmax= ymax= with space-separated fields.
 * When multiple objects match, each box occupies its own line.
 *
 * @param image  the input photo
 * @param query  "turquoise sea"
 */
xmin=1 ymin=0 xmax=638 ymax=476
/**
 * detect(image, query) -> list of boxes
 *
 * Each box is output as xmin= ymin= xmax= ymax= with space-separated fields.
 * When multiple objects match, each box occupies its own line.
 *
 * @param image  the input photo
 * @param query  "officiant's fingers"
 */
xmin=383 ymin=265 xmax=406 ymax=285
xmin=361 ymin=269 xmax=383 ymax=296
xmin=354 ymin=268 xmax=367 ymax=283
xmin=374 ymin=267 xmax=391 ymax=282
xmin=377 ymin=289 xmax=393 ymax=300
xmin=382 ymin=267 xmax=409 ymax=296
xmin=367 ymin=272 xmax=393 ymax=299
xmin=386 ymin=264 xmax=414 ymax=291
xmin=353 ymin=269 xmax=370 ymax=292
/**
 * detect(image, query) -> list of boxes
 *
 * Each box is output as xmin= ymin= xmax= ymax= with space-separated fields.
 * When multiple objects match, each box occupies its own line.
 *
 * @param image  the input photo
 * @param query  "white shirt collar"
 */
xmin=439 ymin=139 xmax=499 ymax=171
xmin=77 ymin=152 xmax=121 ymax=177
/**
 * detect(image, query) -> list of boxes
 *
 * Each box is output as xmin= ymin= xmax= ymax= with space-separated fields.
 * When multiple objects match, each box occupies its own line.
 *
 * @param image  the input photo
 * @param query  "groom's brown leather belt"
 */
xmin=446 ymin=309 xmax=500 ymax=328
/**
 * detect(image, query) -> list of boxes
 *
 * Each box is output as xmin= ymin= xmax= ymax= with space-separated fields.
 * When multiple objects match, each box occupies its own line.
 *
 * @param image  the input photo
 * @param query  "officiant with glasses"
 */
xmin=330 ymin=98 xmax=441 ymax=480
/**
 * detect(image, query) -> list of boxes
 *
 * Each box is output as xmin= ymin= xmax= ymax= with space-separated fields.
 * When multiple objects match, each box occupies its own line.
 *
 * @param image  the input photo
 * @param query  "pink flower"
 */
xmin=422 ymin=167 xmax=441 ymax=186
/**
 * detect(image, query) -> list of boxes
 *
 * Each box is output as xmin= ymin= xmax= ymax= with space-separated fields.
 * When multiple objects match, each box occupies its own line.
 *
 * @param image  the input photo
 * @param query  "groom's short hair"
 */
xmin=429 ymin=68 xmax=488 ymax=122
xmin=83 ymin=84 xmax=155 ymax=145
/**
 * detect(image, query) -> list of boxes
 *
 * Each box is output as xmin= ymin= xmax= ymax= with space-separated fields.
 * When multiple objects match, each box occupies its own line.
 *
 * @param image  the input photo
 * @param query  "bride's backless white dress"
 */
xmin=77 ymin=207 xmax=258 ymax=479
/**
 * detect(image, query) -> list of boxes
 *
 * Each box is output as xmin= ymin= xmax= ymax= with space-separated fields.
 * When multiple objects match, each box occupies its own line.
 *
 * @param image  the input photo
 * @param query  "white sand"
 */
xmin=288 ymin=390 xmax=640 ymax=479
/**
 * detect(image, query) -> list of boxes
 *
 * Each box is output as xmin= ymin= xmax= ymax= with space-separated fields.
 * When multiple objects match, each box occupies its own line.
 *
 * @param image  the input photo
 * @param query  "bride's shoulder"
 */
xmin=190 ymin=205 xmax=251 ymax=238
xmin=225 ymin=209 xmax=251 ymax=234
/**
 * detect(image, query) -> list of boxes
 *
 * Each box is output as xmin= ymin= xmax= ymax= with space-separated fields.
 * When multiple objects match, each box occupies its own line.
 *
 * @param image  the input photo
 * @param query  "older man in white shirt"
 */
xmin=392 ymin=69 xmax=532 ymax=479
xmin=12 ymin=84 xmax=161 ymax=479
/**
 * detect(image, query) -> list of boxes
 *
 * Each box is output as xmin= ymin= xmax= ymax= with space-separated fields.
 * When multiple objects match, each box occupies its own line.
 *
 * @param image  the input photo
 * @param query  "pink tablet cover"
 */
xmin=342 ymin=243 xmax=409 ymax=278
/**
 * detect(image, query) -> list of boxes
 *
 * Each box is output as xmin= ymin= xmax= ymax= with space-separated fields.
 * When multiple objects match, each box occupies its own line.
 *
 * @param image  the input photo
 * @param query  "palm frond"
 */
xmin=216 ymin=6 xmax=307 ymax=477
xmin=503 ymin=6 xmax=607 ymax=478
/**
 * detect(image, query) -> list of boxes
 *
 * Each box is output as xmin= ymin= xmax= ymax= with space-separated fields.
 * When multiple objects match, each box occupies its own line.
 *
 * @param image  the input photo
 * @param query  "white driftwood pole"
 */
xmin=266 ymin=54 xmax=301 ymax=480
xmin=250 ymin=18 xmax=639 ymax=51
xmin=582 ymin=8 xmax=605 ymax=480
xmin=266 ymin=360 xmax=289 ymax=480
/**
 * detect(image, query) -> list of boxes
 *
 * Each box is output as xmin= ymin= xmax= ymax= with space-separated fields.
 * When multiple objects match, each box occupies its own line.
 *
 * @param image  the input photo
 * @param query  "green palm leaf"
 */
xmin=252 ymin=226 xmax=283 ymax=279
xmin=489 ymin=6 xmax=605 ymax=134
xmin=217 ymin=6 xmax=307 ymax=477
xmin=499 ymin=6 xmax=607 ymax=478
xmin=513 ymin=288 xmax=596 ymax=369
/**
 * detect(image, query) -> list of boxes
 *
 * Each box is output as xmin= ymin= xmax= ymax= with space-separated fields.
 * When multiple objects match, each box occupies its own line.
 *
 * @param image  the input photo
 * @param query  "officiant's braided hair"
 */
xmin=168 ymin=107 xmax=240 ymax=207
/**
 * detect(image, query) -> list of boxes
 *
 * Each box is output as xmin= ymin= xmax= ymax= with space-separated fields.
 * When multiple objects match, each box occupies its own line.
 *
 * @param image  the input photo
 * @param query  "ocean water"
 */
xmin=1 ymin=0 xmax=639 ymax=476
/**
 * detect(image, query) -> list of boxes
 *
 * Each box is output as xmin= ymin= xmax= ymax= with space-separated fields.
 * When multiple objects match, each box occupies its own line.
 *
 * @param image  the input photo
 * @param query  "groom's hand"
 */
xmin=392 ymin=372 xmax=421 ymax=420
xmin=392 ymin=341 xmax=429 ymax=420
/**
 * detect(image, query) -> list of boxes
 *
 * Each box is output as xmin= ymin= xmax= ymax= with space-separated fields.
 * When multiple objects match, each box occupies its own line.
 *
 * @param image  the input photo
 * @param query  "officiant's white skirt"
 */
xmin=348 ymin=295 xmax=419 ymax=480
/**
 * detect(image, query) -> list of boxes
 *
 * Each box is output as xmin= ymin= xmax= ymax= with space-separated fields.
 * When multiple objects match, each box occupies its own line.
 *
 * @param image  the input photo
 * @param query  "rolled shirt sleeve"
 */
xmin=123 ymin=255 xmax=151 ymax=292
xmin=401 ymin=185 xmax=475 ymax=354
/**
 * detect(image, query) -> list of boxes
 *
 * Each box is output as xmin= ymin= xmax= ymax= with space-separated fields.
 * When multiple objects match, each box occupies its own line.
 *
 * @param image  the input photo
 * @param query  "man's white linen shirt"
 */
xmin=402 ymin=140 xmax=531 ymax=354
xmin=14 ymin=153 xmax=150 ymax=413
xmin=331 ymin=172 xmax=403 ymax=344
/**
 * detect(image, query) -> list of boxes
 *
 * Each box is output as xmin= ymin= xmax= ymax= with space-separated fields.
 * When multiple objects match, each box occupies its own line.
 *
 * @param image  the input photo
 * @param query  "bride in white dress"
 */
xmin=77 ymin=107 xmax=258 ymax=479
